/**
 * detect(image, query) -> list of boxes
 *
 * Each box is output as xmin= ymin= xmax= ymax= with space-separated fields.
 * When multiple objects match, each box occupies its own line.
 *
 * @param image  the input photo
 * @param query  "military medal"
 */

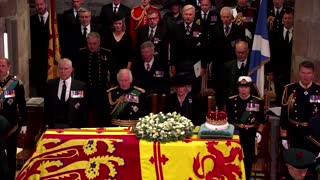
xmin=304 ymin=90 xmax=308 ymax=95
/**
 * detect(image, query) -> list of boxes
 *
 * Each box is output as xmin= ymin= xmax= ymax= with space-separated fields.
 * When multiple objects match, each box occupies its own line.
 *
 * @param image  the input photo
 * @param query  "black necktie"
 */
xmin=113 ymin=6 xmax=117 ymax=14
xmin=276 ymin=9 xmax=280 ymax=16
xmin=203 ymin=12 xmax=207 ymax=21
xmin=240 ymin=63 xmax=245 ymax=75
xmin=83 ymin=27 xmax=87 ymax=39
xmin=285 ymin=30 xmax=290 ymax=44
xmin=40 ymin=16 xmax=45 ymax=26
xmin=75 ymin=10 xmax=79 ymax=21
xmin=149 ymin=28 xmax=154 ymax=40
xmin=61 ymin=81 xmax=66 ymax=102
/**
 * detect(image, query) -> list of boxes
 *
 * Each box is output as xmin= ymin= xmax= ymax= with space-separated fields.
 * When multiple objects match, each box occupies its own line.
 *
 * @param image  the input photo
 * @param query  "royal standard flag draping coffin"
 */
xmin=139 ymin=138 xmax=246 ymax=180
xmin=16 ymin=128 xmax=245 ymax=180
xmin=16 ymin=128 xmax=144 ymax=180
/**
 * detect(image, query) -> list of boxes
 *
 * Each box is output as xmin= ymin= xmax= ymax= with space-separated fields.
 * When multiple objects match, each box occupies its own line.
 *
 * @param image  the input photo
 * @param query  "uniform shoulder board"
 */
xmin=252 ymin=95 xmax=261 ymax=100
xmin=101 ymin=47 xmax=111 ymax=52
xmin=107 ymin=86 xmax=118 ymax=93
xmin=228 ymin=95 xmax=238 ymax=99
xmin=248 ymin=7 xmax=257 ymax=10
xmin=134 ymin=86 xmax=146 ymax=93
xmin=12 ymin=76 xmax=23 ymax=85
xmin=284 ymin=82 xmax=295 ymax=88
xmin=79 ymin=47 xmax=87 ymax=51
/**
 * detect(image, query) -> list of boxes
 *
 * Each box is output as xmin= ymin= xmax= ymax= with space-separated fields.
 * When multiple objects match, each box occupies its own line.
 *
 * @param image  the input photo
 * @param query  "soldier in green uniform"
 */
xmin=75 ymin=32 xmax=113 ymax=127
xmin=107 ymin=69 xmax=146 ymax=124
xmin=226 ymin=76 xmax=265 ymax=180
xmin=280 ymin=61 xmax=320 ymax=155
xmin=0 ymin=58 xmax=27 ymax=180
xmin=0 ymin=115 xmax=9 ymax=179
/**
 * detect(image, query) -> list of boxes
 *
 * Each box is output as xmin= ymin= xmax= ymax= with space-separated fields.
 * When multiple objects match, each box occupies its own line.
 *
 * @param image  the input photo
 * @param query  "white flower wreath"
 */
xmin=134 ymin=112 xmax=194 ymax=143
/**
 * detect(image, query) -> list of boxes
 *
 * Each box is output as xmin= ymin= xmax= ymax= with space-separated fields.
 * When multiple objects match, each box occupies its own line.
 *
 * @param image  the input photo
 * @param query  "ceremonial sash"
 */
xmin=111 ymin=89 xmax=142 ymax=119
xmin=0 ymin=79 xmax=18 ymax=103
xmin=239 ymin=97 xmax=258 ymax=123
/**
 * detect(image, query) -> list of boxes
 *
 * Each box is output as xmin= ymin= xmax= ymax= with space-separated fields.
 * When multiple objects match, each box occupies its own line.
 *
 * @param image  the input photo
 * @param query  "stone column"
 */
xmin=292 ymin=0 xmax=320 ymax=82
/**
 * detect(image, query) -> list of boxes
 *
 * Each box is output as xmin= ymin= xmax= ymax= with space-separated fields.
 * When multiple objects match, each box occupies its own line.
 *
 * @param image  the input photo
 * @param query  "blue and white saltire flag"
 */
xmin=248 ymin=0 xmax=270 ymax=98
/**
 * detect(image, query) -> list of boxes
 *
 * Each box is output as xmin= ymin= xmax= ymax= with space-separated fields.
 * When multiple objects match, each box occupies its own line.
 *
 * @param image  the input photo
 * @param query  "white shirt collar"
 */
xmin=237 ymin=59 xmax=247 ymax=69
xmin=58 ymin=77 xmax=72 ymax=101
xmin=82 ymin=24 xmax=91 ymax=33
xmin=113 ymin=3 xmax=120 ymax=8
xmin=184 ymin=22 xmax=193 ymax=28
xmin=145 ymin=57 xmax=155 ymax=69
xmin=39 ymin=11 xmax=49 ymax=23
xmin=274 ymin=7 xmax=283 ymax=14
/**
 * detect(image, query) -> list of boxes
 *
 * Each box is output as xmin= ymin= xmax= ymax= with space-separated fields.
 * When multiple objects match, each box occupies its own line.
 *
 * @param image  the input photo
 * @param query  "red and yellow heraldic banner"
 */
xmin=16 ymin=128 xmax=246 ymax=180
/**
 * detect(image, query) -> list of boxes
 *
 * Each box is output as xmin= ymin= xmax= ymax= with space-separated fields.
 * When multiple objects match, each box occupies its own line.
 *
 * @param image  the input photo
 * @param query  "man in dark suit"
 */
xmin=64 ymin=8 xmax=98 ymax=63
xmin=30 ymin=0 xmax=49 ymax=97
xmin=170 ymin=4 xmax=206 ymax=95
xmin=136 ymin=10 xmax=168 ymax=65
xmin=100 ymin=0 xmax=131 ymax=35
xmin=45 ymin=58 xmax=87 ymax=128
xmin=224 ymin=41 xmax=250 ymax=103
xmin=269 ymin=9 xmax=294 ymax=105
xmin=75 ymin=32 xmax=113 ymax=127
xmin=60 ymin=0 xmax=84 ymax=58
xmin=131 ymin=41 xmax=170 ymax=95
xmin=210 ymin=6 xmax=245 ymax=108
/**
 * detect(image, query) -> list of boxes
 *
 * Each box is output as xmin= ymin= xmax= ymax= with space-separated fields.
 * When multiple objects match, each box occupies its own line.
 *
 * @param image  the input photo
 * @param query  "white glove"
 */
xmin=282 ymin=139 xmax=289 ymax=149
xmin=20 ymin=126 xmax=27 ymax=134
xmin=255 ymin=132 xmax=262 ymax=143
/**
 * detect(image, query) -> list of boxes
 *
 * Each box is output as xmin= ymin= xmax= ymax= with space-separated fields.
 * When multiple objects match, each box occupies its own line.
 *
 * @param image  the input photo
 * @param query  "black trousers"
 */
xmin=5 ymin=130 xmax=18 ymax=180
xmin=237 ymin=127 xmax=256 ymax=180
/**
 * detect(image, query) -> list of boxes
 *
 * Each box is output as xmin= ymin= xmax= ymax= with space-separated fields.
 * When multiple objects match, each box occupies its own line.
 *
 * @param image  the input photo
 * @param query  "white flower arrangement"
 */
xmin=134 ymin=112 xmax=194 ymax=143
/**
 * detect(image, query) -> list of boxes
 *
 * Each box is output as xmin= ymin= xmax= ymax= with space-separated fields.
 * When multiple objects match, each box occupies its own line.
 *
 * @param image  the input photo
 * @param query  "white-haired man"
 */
xmin=107 ymin=69 xmax=146 ymax=124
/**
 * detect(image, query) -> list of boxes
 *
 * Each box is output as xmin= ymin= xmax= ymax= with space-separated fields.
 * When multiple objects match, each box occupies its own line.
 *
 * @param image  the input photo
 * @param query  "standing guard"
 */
xmin=0 ymin=58 xmax=27 ymax=180
xmin=280 ymin=61 xmax=320 ymax=155
xmin=226 ymin=76 xmax=265 ymax=180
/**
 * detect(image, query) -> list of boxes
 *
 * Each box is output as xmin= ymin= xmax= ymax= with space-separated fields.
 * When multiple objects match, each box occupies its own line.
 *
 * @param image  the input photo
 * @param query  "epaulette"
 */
xmin=107 ymin=86 xmax=118 ymax=93
xmin=284 ymin=82 xmax=295 ymax=87
xmin=12 ymin=76 xmax=23 ymax=85
xmin=252 ymin=95 xmax=261 ymax=100
xmin=134 ymin=86 xmax=146 ymax=93
xmin=79 ymin=47 xmax=87 ymax=51
xmin=248 ymin=7 xmax=257 ymax=10
xmin=101 ymin=47 xmax=111 ymax=52
xmin=228 ymin=95 xmax=238 ymax=99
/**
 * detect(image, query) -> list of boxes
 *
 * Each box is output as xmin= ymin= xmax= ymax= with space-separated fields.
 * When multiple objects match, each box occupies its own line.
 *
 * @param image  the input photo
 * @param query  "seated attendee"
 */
xmin=283 ymin=148 xmax=317 ymax=180
xmin=107 ymin=69 xmax=147 ymax=122
xmin=45 ymin=58 xmax=87 ymax=128
xmin=131 ymin=41 xmax=170 ymax=95
xmin=166 ymin=74 xmax=202 ymax=125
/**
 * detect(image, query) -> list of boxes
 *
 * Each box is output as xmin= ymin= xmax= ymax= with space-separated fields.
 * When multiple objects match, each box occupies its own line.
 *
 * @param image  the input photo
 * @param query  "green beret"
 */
xmin=283 ymin=148 xmax=316 ymax=169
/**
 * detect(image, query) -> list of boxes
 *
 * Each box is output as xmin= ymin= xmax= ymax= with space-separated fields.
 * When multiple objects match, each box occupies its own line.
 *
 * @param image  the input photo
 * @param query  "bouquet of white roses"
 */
xmin=134 ymin=112 xmax=194 ymax=143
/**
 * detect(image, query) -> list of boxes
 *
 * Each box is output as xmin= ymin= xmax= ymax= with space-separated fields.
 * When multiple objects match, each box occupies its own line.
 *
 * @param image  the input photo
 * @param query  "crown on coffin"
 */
xmin=206 ymin=110 xmax=228 ymax=126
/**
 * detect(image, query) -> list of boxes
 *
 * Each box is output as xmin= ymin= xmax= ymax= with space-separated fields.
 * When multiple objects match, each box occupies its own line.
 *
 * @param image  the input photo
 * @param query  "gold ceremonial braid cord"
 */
xmin=108 ymin=92 xmax=124 ymax=115
xmin=131 ymin=6 xmax=148 ymax=30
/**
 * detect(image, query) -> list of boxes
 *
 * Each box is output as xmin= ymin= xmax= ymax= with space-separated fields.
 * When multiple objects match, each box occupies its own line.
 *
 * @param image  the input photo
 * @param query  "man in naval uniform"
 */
xmin=280 ymin=61 xmax=320 ymax=155
xmin=226 ymin=76 xmax=265 ymax=180
xmin=0 ymin=58 xmax=27 ymax=180
xmin=107 ymin=69 xmax=146 ymax=123
xmin=75 ymin=32 xmax=113 ymax=127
